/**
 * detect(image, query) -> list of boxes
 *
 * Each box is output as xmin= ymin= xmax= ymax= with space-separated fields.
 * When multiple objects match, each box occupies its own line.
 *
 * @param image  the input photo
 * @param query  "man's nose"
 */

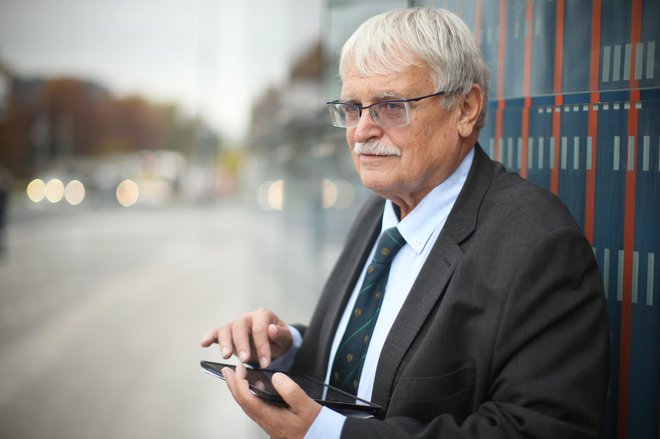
xmin=353 ymin=109 xmax=382 ymax=143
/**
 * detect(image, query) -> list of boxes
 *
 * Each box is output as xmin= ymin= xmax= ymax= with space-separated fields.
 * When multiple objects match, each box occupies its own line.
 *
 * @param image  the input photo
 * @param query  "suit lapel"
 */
xmin=371 ymin=144 xmax=494 ymax=408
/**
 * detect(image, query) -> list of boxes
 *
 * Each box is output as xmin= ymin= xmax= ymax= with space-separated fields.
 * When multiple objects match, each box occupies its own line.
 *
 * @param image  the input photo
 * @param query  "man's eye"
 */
xmin=383 ymin=102 xmax=405 ymax=112
xmin=344 ymin=105 xmax=360 ymax=116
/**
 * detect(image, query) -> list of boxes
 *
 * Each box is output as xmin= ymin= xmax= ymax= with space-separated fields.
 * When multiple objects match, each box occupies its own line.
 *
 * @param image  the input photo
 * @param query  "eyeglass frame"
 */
xmin=325 ymin=89 xmax=458 ymax=128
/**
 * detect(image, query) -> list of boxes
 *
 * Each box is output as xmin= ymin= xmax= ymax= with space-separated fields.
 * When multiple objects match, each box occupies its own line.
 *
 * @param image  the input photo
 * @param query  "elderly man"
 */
xmin=201 ymin=7 xmax=610 ymax=439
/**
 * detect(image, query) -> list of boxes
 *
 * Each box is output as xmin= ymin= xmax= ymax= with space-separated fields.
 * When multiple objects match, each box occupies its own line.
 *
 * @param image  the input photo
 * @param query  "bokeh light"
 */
xmin=26 ymin=179 xmax=46 ymax=202
xmin=322 ymin=179 xmax=338 ymax=209
xmin=267 ymin=180 xmax=284 ymax=211
xmin=333 ymin=179 xmax=355 ymax=210
xmin=116 ymin=179 xmax=140 ymax=207
xmin=44 ymin=179 xmax=65 ymax=203
xmin=256 ymin=180 xmax=286 ymax=211
xmin=64 ymin=180 xmax=86 ymax=205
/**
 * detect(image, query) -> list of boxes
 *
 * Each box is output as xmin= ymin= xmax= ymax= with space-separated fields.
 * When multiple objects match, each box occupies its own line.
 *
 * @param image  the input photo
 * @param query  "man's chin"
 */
xmin=359 ymin=173 xmax=394 ymax=194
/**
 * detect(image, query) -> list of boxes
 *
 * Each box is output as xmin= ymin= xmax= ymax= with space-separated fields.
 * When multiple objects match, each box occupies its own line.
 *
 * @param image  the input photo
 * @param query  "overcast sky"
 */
xmin=0 ymin=0 xmax=322 ymax=140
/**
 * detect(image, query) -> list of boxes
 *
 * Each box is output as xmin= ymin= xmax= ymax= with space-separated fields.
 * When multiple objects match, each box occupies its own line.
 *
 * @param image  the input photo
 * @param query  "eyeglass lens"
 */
xmin=329 ymin=102 xmax=409 ymax=128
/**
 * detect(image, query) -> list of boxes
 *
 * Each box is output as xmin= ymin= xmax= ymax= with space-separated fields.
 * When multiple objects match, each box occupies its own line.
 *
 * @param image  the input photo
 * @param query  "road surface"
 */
xmin=0 ymin=197 xmax=337 ymax=439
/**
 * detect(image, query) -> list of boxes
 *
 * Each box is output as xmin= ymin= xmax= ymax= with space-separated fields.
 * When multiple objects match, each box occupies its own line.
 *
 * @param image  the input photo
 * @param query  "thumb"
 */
xmin=271 ymin=373 xmax=319 ymax=416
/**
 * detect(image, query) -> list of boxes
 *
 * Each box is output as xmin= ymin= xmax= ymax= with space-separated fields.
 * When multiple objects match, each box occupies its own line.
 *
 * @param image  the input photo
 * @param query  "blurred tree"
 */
xmin=37 ymin=78 xmax=110 ymax=157
xmin=0 ymin=75 xmax=213 ymax=179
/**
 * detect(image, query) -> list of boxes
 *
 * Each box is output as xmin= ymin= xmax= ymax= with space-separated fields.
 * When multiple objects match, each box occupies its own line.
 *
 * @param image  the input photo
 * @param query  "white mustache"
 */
xmin=353 ymin=141 xmax=402 ymax=157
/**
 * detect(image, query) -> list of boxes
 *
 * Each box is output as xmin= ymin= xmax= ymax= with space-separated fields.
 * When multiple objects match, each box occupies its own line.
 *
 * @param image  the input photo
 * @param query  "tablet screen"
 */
xmin=200 ymin=361 xmax=381 ymax=415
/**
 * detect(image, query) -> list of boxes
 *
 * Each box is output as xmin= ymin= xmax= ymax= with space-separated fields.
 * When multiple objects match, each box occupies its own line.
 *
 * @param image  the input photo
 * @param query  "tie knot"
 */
xmin=373 ymin=227 xmax=405 ymax=264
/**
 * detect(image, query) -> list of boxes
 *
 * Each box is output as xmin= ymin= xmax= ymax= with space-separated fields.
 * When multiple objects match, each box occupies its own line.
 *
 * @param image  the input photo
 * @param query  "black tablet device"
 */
xmin=200 ymin=360 xmax=382 ymax=416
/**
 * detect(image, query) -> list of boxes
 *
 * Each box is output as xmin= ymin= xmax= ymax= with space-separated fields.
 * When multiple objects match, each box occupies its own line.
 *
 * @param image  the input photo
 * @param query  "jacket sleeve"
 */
xmin=341 ymin=227 xmax=611 ymax=439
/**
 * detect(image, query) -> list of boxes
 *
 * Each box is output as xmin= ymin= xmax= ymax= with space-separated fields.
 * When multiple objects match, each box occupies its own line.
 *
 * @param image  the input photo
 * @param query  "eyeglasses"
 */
xmin=326 ymin=90 xmax=454 ymax=128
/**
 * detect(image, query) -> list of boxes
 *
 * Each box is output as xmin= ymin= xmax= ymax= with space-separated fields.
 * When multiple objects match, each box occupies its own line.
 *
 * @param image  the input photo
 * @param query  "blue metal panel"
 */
xmin=640 ymin=0 xmax=660 ymax=89
xmin=558 ymin=103 xmax=589 ymax=228
xmin=526 ymin=103 xmax=553 ymax=189
xmin=503 ymin=105 xmax=523 ymax=172
xmin=503 ymin=2 xmax=527 ymax=98
xmin=599 ymin=0 xmax=633 ymax=92
xmin=629 ymin=99 xmax=660 ymax=439
xmin=530 ymin=0 xmax=557 ymax=96
xmin=413 ymin=1 xmax=659 ymax=437
xmin=479 ymin=1 xmax=504 ymax=102
xmin=478 ymin=108 xmax=497 ymax=157
xmin=595 ymin=101 xmax=628 ymax=439
xmin=563 ymin=1 xmax=593 ymax=92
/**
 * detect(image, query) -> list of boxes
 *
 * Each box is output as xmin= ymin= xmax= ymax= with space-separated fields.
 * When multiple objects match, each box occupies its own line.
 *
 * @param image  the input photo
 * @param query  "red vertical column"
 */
xmin=455 ymin=0 xmax=463 ymax=16
xmin=585 ymin=0 xmax=602 ymax=244
xmin=475 ymin=0 xmax=482 ymax=43
xmin=550 ymin=0 xmax=565 ymax=195
xmin=494 ymin=0 xmax=507 ymax=162
xmin=618 ymin=0 xmax=642 ymax=437
xmin=520 ymin=0 xmax=534 ymax=179
xmin=474 ymin=0 xmax=484 ymax=160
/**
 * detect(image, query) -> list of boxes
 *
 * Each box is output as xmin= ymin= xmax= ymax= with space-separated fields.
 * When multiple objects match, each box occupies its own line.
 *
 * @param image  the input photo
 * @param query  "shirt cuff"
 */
xmin=267 ymin=324 xmax=303 ymax=372
xmin=304 ymin=406 xmax=346 ymax=439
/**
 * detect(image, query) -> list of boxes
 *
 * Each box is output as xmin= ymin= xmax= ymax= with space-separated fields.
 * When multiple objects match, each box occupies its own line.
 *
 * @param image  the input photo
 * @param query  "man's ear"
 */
xmin=456 ymin=84 xmax=483 ymax=138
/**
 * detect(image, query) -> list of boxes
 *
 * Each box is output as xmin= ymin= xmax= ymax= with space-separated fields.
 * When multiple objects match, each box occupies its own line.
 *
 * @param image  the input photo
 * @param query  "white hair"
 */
xmin=339 ymin=7 xmax=490 ymax=129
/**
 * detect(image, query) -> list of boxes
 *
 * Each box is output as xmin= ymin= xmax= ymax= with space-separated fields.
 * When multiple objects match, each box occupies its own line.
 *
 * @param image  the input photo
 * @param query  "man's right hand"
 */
xmin=200 ymin=308 xmax=293 ymax=368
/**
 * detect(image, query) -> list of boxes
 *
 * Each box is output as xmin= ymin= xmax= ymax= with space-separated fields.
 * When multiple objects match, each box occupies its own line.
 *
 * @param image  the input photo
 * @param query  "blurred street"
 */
xmin=0 ymin=197 xmax=328 ymax=439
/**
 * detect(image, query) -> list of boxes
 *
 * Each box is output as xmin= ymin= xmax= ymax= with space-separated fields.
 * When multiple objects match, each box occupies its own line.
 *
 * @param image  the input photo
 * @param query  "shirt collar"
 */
xmin=382 ymin=147 xmax=474 ymax=254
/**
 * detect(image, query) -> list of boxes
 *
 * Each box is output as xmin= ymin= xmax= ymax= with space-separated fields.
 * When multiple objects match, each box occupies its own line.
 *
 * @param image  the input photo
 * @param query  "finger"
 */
xmin=271 ymin=373 xmax=321 ymax=418
xmin=251 ymin=316 xmax=274 ymax=368
xmin=225 ymin=365 xmax=269 ymax=413
xmin=231 ymin=318 xmax=253 ymax=363
xmin=222 ymin=366 xmax=241 ymax=401
xmin=217 ymin=325 xmax=235 ymax=359
xmin=225 ymin=365 xmax=290 ymax=437
xmin=200 ymin=328 xmax=218 ymax=347
xmin=221 ymin=366 xmax=234 ymax=382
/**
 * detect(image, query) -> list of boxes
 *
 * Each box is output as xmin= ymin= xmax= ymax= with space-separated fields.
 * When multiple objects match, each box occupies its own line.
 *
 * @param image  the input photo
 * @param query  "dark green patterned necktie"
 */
xmin=329 ymin=227 xmax=405 ymax=395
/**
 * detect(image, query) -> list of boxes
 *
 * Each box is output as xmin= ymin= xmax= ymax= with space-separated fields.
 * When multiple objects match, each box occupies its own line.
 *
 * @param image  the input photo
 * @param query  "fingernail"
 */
xmin=272 ymin=373 xmax=285 ymax=385
xmin=221 ymin=347 xmax=231 ymax=357
xmin=238 ymin=351 xmax=247 ymax=362
xmin=259 ymin=357 xmax=269 ymax=368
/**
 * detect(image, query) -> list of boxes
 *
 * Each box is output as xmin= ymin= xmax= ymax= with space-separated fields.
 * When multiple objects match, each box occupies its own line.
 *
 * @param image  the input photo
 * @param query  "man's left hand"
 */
xmin=222 ymin=364 xmax=322 ymax=439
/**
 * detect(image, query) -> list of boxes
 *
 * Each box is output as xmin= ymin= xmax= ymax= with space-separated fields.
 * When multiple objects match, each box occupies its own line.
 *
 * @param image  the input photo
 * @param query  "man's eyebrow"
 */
xmin=373 ymin=91 xmax=403 ymax=100
xmin=339 ymin=91 xmax=403 ymax=103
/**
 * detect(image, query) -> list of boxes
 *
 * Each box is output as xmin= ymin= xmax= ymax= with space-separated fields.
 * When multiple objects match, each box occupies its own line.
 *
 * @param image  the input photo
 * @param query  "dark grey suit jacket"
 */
xmin=292 ymin=144 xmax=610 ymax=438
